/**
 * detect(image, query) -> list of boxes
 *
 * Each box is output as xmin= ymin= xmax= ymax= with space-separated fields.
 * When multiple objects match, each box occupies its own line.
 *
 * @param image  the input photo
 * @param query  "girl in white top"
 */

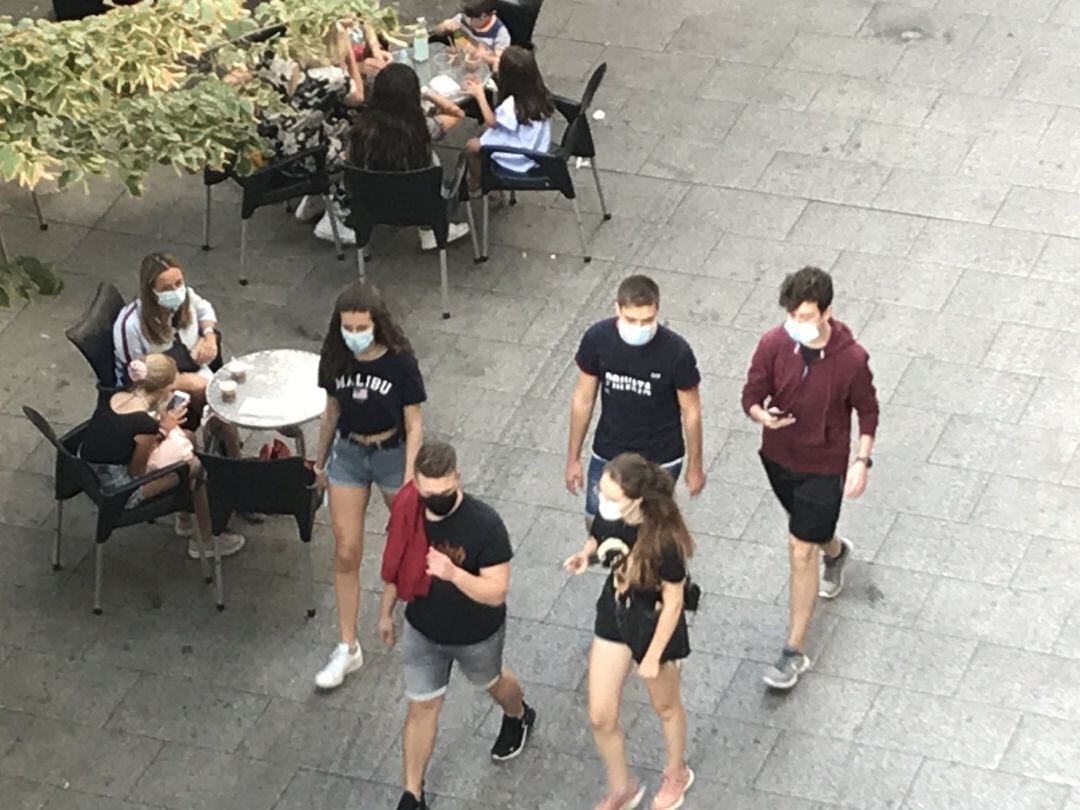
xmin=465 ymin=45 xmax=554 ymax=189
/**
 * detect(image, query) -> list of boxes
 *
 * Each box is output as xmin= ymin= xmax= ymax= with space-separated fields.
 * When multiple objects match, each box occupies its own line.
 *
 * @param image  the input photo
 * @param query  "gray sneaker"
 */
xmin=820 ymin=538 xmax=853 ymax=599
xmin=763 ymin=646 xmax=811 ymax=690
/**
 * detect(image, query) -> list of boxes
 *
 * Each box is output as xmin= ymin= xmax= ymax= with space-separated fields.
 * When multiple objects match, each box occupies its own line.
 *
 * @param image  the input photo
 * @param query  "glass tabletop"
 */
xmin=403 ymin=42 xmax=492 ymax=101
xmin=206 ymin=349 xmax=326 ymax=430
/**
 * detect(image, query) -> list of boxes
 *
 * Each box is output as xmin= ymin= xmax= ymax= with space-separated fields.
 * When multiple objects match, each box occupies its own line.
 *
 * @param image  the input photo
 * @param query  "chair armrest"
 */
xmin=552 ymin=94 xmax=581 ymax=124
xmin=240 ymin=144 xmax=329 ymax=181
xmin=478 ymin=144 xmax=565 ymax=160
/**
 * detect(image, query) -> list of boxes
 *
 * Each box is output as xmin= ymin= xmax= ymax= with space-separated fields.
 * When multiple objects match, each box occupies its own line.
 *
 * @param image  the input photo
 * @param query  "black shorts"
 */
xmin=594 ymin=580 xmax=690 ymax=664
xmin=761 ymin=454 xmax=843 ymax=544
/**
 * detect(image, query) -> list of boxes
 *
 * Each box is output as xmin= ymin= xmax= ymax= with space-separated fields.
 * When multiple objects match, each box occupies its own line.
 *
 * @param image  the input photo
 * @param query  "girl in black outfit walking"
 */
xmin=312 ymin=282 xmax=426 ymax=690
xmin=564 ymin=453 xmax=695 ymax=810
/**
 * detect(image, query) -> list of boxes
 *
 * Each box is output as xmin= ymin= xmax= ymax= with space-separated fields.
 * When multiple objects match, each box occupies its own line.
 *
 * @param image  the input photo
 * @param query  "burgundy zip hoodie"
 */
xmin=741 ymin=319 xmax=878 ymax=476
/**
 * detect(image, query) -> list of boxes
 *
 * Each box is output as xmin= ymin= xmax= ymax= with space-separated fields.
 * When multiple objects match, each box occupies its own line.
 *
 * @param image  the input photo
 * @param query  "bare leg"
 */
xmin=465 ymin=137 xmax=482 ymax=193
xmin=787 ymin=534 xmax=828 ymax=651
xmin=329 ymin=484 xmax=371 ymax=647
xmin=587 ymin=638 xmax=635 ymax=793
xmin=642 ymin=662 xmax=687 ymax=772
xmin=488 ymin=668 xmax=525 ymax=717
xmin=403 ymin=696 xmax=444 ymax=797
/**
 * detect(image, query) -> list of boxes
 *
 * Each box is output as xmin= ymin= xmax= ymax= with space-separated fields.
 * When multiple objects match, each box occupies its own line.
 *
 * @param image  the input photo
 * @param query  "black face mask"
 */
xmin=422 ymin=490 xmax=458 ymax=517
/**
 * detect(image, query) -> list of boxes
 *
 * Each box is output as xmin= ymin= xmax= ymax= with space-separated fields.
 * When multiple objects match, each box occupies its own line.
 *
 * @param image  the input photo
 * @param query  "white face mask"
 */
xmin=617 ymin=319 xmax=657 ymax=347
xmin=784 ymin=317 xmax=820 ymax=346
xmin=597 ymin=493 xmax=623 ymax=522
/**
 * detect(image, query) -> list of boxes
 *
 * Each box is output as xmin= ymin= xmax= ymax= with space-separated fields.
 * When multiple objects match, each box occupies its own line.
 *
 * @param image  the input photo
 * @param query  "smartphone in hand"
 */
xmin=166 ymin=391 xmax=191 ymax=412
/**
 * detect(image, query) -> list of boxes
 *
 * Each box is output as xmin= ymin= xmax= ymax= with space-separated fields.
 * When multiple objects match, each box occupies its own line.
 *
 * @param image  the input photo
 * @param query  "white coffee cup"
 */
xmin=219 ymin=379 xmax=238 ymax=401
xmin=225 ymin=360 xmax=248 ymax=381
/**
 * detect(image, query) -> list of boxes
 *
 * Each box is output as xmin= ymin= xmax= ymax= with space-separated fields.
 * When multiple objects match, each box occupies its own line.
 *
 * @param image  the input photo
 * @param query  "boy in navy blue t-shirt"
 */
xmin=565 ymin=274 xmax=707 ymax=521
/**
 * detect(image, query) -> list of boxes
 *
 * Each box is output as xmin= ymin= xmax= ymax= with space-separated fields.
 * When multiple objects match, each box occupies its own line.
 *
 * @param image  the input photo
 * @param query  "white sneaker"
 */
xmin=188 ymin=533 xmax=245 ymax=560
xmin=293 ymin=194 xmax=324 ymax=222
xmin=419 ymin=222 xmax=470 ymax=251
xmin=314 ymin=212 xmax=356 ymax=246
xmin=315 ymin=642 xmax=364 ymax=690
xmin=174 ymin=513 xmax=195 ymax=538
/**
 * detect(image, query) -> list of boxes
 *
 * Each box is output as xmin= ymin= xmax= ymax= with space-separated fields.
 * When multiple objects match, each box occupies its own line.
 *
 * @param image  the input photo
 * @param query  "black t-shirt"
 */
xmin=590 ymin=514 xmax=686 ymax=606
xmin=80 ymin=403 xmax=159 ymax=465
xmin=576 ymin=318 xmax=700 ymax=463
xmin=319 ymin=350 xmax=426 ymax=436
xmin=405 ymin=494 xmax=514 ymax=645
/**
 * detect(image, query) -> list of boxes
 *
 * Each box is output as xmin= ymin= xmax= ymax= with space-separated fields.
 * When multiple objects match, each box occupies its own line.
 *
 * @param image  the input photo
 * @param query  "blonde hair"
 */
xmin=134 ymin=354 xmax=178 ymax=395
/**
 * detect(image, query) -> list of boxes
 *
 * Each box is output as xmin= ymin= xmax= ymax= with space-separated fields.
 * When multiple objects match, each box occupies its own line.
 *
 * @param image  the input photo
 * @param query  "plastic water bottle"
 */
xmin=412 ymin=17 xmax=429 ymax=62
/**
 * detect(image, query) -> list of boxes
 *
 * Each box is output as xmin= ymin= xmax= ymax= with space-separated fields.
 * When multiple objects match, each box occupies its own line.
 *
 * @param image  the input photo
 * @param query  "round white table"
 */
xmin=206 ymin=349 xmax=326 ymax=457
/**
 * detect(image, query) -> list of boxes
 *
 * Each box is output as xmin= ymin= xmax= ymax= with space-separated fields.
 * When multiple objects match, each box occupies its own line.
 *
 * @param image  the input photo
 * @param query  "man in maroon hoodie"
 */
xmin=741 ymin=266 xmax=878 ymax=691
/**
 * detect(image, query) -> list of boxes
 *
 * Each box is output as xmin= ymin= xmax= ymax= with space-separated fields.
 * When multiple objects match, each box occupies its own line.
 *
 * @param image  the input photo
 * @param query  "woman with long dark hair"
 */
xmin=564 ymin=453 xmax=695 ymax=810
xmin=464 ymin=44 xmax=554 ymax=188
xmin=344 ymin=62 xmax=470 ymax=249
xmin=312 ymin=281 xmax=426 ymax=689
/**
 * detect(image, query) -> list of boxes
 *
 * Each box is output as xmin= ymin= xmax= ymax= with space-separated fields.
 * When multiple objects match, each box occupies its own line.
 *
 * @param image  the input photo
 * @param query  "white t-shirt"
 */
xmin=479 ymin=97 xmax=551 ymax=173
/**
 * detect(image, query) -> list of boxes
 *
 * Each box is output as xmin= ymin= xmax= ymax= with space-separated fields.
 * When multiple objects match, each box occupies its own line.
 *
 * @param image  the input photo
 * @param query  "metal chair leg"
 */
xmin=52 ymin=500 xmax=63 ymax=571
xmin=239 ymin=217 xmax=248 ymax=284
xmin=590 ymin=160 xmax=611 ymax=221
xmin=438 ymin=248 xmax=450 ymax=319
xmin=303 ymin=541 xmax=316 ymax=619
xmin=212 ymin=534 xmax=224 ymax=611
xmin=92 ymin=543 xmax=104 ymax=615
xmin=193 ymin=527 xmax=212 ymax=585
xmin=464 ymin=200 xmax=483 ymax=263
xmin=571 ymin=196 xmax=591 ymax=263
xmin=322 ymin=194 xmax=345 ymax=260
xmin=202 ymin=186 xmax=212 ymax=250
xmin=482 ymin=195 xmax=490 ymax=260
xmin=509 ymin=190 xmax=517 ymax=207
xmin=356 ymin=246 xmax=366 ymax=280
xmin=30 ymin=191 xmax=47 ymax=231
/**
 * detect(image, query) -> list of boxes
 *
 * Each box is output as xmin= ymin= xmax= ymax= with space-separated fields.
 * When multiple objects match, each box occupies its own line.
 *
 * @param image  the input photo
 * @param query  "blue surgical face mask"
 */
xmin=617 ymin=319 xmax=657 ymax=347
xmin=784 ymin=317 xmax=820 ymax=346
xmin=154 ymin=284 xmax=187 ymax=311
xmin=341 ymin=327 xmax=374 ymax=354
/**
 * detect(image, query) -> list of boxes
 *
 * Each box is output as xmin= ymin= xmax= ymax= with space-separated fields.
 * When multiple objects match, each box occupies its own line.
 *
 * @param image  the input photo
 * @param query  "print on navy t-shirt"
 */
xmin=319 ymin=350 xmax=426 ymax=436
xmin=575 ymin=318 xmax=700 ymax=463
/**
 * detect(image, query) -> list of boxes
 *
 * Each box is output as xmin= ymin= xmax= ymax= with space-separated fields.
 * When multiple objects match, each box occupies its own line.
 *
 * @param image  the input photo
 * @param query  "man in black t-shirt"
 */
xmin=378 ymin=441 xmax=536 ymax=810
xmin=566 ymin=274 xmax=707 ymax=523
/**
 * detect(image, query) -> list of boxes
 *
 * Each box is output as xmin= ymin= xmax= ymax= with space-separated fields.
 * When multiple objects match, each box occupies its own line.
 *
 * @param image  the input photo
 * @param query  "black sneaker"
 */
xmin=490 ymin=702 xmax=536 ymax=761
xmin=395 ymin=790 xmax=426 ymax=810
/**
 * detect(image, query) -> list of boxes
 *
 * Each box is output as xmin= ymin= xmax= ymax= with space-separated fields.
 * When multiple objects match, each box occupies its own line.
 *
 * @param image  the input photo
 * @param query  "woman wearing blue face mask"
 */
xmin=312 ymin=281 xmax=426 ymax=690
xmin=113 ymin=253 xmax=229 ymax=436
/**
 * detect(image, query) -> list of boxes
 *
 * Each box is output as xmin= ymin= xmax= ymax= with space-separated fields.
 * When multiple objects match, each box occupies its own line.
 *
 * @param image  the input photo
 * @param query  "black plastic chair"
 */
xmin=22 ymin=406 xmax=219 ymax=615
xmin=475 ymin=62 xmax=609 ymax=263
xmin=343 ymin=156 xmax=476 ymax=319
xmin=52 ymin=0 xmax=104 ymax=20
xmin=495 ymin=0 xmax=544 ymax=49
xmin=65 ymin=282 xmax=125 ymax=402
xmin=202 ymin=144 xmax=345 ymax=282
xmin=196 ymin=452 xmax=320 ymax=618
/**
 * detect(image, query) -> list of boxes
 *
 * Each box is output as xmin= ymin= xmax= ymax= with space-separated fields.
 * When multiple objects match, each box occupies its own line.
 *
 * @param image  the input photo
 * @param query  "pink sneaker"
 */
xmin=594 ymin=781 xmax=646 ymax=810
xmin=652 ymin=765 xmax=694 ymax=810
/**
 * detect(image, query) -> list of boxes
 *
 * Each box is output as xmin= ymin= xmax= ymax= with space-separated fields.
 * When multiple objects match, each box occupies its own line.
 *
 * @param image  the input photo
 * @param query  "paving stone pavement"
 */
xmin=2 ymin=0 xmax=1080 ymax=807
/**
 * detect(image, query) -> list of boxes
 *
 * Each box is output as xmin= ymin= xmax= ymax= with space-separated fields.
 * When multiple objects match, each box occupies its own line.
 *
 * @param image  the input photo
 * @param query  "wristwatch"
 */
xmin=855 ymin=456 xmax=873 ymax=469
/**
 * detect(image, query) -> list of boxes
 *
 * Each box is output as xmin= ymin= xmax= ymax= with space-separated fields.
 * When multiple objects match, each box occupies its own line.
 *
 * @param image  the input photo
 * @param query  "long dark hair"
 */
xmin=348 ymin=63 xmax=432 ymax=171
xmin=605 ymin=453 xmax=694 ymax=590
xmin=496 ymin=45 xmax=553 ymax=125
xmin=318 ymin=282 xmax=413 ymax=386
xmin=138 ymin=252 xmax=191 ymax=345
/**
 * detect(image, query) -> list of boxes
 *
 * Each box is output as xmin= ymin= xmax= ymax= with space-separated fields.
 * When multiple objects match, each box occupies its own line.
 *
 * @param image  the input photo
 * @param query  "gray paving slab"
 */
xmin=902 ymin=759 xmax=1071 ymax=810
xmin=755 ymin=730 xmax=921 ymax=809
xmin=857 ymin=687 xmax=1020 ymax=768
xmin=1000 ymin=713 xmax=1080 ymax=787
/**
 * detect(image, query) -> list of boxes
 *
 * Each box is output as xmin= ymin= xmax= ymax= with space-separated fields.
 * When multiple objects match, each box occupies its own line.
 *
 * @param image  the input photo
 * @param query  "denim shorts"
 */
xmin=326 ymin=436 xmax=405 ymax=492
xmin=584 ymin=453 xmax=683 ymax=516
xmin=402 ymin=620 xmax=505 ymax=702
